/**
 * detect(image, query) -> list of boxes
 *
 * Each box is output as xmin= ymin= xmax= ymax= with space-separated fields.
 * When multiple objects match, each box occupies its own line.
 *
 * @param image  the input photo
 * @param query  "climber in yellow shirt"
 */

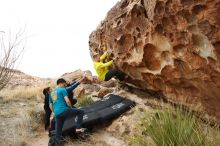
xmin=93 ymin=51 xmax=126 ymax=81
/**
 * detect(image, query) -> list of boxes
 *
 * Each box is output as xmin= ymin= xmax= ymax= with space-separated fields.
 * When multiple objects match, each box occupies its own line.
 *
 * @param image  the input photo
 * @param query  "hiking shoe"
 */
xmin=48 ymin=137 xmax=55 ymax=146
xmin=76 ymin=129 xmax=90 ymax=140
xmin=75 ymin=128 xmax=87 ymax=133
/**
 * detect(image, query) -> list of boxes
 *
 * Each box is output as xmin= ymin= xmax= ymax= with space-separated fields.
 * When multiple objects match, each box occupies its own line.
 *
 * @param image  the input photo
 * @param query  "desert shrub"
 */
xmin=128 ymin=135 xmax=151 ymax=146
xmin=76 ymin=94 xmax=94 ymax=107
xmin=0 ymin=30 xmax=26 ymax=91
xmin=128 ymin=108 xmax=220 ymax=146
xmin=17 ymin=106 xmax=44 ymax=137
xmin=143 ymin=108 xmax=205 ymax=146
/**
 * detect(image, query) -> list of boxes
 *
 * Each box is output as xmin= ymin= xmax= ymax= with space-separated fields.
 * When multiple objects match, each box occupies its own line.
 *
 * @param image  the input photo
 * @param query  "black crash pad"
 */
xmin=50 ymin=94 xmax=135 ymax=135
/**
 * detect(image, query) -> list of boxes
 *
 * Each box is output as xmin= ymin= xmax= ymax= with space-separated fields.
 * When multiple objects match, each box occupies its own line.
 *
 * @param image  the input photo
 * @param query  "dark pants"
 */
xmin=105 ymin=69 xmax=125 ymax=81
xmin=54 ymin=108 xmax=84 ymax=146
xmin=69 ymin=98 xmax=77 ymax=106
xmin=44 ymin=108 xmax=52 ymax=130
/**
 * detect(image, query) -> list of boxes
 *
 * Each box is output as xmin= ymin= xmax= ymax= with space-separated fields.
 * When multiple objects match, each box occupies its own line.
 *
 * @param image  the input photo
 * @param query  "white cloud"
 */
xmin=0 ymin=0 xmax=119 ymax=78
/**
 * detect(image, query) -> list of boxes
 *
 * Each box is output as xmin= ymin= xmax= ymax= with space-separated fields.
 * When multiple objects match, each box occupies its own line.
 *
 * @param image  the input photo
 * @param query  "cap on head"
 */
xmin=57 ymin=78 xmax=66 ymax=85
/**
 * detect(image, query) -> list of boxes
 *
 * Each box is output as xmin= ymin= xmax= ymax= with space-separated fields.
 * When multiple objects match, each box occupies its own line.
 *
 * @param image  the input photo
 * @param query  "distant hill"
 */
xmin=5 ymin=69 xmax=53 ymax=88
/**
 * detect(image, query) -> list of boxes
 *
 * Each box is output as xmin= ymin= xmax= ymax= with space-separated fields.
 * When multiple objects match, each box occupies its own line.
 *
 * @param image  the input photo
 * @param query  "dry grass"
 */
xmin=1 ymin=81 xmax=218 ymax=146
xmin=0 ymin=106 xmax=18 ymax=118
xmin=0 ymin=85 xmax=42 ymax=101
xmin=0 ymin=103 xmax=45 ymax=146
xmin=0 ymin=82 xmax=55 ymax=103
xmin=17 ymin=105 xmax=45 ymax=135
xmin=0 ymin=80 xmax=110 ymax=146
xmin=0 ymin=82 xmax=52 ymax=146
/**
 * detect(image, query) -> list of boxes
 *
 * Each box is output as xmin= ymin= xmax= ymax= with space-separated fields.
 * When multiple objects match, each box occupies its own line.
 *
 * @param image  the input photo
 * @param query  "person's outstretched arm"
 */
xmin=65 ymin=76 xmax=85 ymax=92
xmin=66 ymin=82 xmax=80 ymax=92
xmin=70 ymin=81 xmax=76 ymax=86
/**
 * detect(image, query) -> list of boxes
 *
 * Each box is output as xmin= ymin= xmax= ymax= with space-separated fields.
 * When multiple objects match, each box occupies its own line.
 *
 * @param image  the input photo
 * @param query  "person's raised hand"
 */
xmin=78 ymin=73 xmax=86 ymax=83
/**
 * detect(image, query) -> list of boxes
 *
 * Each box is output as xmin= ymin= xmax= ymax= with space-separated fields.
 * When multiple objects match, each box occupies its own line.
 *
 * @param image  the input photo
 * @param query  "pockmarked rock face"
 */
xmin=89 ymin=0 xmax=220 ymax=121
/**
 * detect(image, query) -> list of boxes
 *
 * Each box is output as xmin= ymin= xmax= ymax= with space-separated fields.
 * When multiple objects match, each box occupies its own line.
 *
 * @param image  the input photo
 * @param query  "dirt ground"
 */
xmin=0 ymin=97 xmax=127 ymax=146
xmin=29 ymin=129 xmax=125 ymax=146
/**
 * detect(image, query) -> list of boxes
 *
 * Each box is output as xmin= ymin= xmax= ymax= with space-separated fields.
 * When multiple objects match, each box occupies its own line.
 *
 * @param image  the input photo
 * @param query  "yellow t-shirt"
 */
xmin=93 ymin=60 xmax=113 ymax=81
xmin=93 ymin=51 xmax=113 ymax=81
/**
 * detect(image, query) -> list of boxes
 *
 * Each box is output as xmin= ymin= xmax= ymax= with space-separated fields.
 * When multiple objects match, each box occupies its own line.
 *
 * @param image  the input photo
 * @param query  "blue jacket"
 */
xmin=65 ymin=82 xmax=80 ymax=105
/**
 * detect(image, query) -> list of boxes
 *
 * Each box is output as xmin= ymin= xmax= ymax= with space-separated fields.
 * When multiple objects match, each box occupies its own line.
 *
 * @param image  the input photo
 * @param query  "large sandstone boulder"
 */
xmin=61 ymin=69 xmax=94 ymax=84
xmin=73 ymin=86 xmax=85 ymax=98
xmin=89 ymin=0 xmax=220 ymax=121
xmin=97 ymin=87 xmax=112 ymax=98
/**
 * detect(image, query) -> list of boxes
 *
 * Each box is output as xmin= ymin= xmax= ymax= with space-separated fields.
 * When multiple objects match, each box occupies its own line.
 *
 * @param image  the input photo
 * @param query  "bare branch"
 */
xmin=0 ymin=29 xmax=26 ymax=90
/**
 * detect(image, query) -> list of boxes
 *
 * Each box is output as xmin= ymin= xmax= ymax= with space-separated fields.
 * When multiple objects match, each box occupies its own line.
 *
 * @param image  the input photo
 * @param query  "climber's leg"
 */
xmin=104 ymin=69 xmax=126 ymax=81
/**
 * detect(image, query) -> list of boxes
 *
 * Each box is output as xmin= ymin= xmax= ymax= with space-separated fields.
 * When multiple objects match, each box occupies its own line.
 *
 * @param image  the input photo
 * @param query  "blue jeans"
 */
xmin=54 ymin=108 xmax=84 ymax=146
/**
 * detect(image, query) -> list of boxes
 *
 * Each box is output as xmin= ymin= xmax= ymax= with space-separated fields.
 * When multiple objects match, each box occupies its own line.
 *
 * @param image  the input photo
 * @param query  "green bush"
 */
xmin=76 ymin=94 xmax=94 ymax=107
xmin=141 ymin=108 xmax=205 ymax=146
xmin=128 ymin=135 xmax=151 ymax=146
xmin=128 ymin=107 xmax=220 ymax=146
